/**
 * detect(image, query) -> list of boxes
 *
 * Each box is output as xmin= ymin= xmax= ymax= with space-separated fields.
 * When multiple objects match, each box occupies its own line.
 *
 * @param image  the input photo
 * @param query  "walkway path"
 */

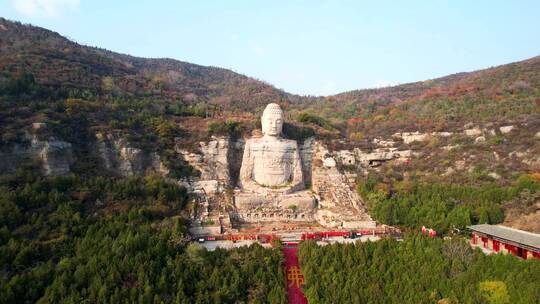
xmin=282 ymin=243 xmax=308 ymax=304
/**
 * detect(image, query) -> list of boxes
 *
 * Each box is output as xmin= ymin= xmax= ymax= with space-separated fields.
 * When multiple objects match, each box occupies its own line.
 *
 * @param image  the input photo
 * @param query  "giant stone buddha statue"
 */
xmin=234 ymin=103 xmax=315 ymax=216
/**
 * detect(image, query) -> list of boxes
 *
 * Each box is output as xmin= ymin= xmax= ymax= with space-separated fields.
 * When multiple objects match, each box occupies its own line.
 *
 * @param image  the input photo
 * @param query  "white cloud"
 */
xmin=13 ymin=0 xmax=80 ymax=18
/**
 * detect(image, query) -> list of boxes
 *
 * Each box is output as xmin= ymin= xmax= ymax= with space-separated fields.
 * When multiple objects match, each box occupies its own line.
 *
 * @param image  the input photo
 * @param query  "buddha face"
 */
xmin=262 ymin=112 xmax=283 ymax=137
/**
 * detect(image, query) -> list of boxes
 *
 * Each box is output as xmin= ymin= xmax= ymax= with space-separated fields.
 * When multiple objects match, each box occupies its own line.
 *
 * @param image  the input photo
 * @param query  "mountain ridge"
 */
xmin=0 ymin=17 xmax=290 ymax=111
xmin=2 ymin=16 xmax=539 ymax=106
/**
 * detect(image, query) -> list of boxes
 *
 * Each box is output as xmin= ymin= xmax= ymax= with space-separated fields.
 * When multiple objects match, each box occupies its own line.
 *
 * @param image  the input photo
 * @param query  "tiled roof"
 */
xmin=468 ymin=224 xmax=540 ymax=249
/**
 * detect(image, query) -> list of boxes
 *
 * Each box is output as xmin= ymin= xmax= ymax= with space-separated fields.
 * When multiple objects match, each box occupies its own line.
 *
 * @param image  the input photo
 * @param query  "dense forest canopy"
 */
xmin=0 ymin=164 xmax=286 ymax=303
xmin=298 ymin=235 xmax=540 ymax=304
xmin=357 ymin=173 xmax=540 ymax=233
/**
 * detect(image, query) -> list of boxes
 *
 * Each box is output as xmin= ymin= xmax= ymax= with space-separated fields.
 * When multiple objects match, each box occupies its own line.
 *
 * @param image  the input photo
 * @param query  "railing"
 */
xmin=194 ymin=227 xmax=400 ymax=244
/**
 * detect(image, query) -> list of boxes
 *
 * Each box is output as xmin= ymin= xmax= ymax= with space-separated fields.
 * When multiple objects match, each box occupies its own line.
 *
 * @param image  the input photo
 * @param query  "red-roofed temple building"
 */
xmin=469 ymin=224 xmax=540 ymax=260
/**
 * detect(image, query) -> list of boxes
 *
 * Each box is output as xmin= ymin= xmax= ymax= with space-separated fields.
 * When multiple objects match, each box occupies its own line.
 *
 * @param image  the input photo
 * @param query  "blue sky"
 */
xmin=1 ymin=1 xmax=540 ymax=96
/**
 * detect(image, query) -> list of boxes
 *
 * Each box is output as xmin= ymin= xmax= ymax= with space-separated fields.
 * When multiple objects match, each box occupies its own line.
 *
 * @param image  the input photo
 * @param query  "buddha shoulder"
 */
xmin=247 ymin=137 xmax=298 ymax=149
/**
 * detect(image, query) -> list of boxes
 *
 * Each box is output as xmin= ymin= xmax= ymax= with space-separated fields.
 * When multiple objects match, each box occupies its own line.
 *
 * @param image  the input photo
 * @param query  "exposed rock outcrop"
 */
xmin=499 ymin=125 xmax=515 ymax=134
xmin=323 ymin=157 xmax=337 ymax=168
xmin=354 ymin=148 xmax=411 ymax=167
xmin=464 ymin=127 xmax=483 ymax=136
xmin=336 ymin=150 xmax=356 ymax=165
xmin=95 ymin=132 xmax=168 ymax=177
xmin=311 ymin=142 xmax=375 ymax=228
xmin=393 ymin=131 xmax=430 ymax=144
xmin=431 ymin=131 xmax=453 ymax=137
xmin=372 ymin=138 xmax=395 ymax=147
xmin=37 ymin=138 xmax=74 ymax=176
xmin=475 ymin=136 xmax=486 ymax=144
xmin=176 ymin=136 xmax=231 ymax=184
xmin=1 ymin=128 xmax=175 ymax=177
xmin=175 ymin=136 xmax=233 ymax=195
xmin=299 ymin=138 xmax=314 ymax=186
xmin=198 ymin=137 xmax=231 ymax=182
xmin=0 ymin=134 xmax=74 ymax=176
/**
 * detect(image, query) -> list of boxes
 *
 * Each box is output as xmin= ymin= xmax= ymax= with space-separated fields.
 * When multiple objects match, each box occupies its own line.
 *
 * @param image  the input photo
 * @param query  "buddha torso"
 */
xmin=246 ymin=137 xmax=299 ymax=187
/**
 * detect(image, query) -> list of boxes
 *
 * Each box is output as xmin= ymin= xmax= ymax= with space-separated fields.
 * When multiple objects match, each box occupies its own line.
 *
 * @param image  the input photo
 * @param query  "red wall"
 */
xmin=471 ymin=232 xmax=539 ymax=260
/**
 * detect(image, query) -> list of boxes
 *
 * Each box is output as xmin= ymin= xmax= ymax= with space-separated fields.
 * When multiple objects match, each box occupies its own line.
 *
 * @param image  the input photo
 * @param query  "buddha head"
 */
xmin=261 ymin=103 xmax=283 ymax=137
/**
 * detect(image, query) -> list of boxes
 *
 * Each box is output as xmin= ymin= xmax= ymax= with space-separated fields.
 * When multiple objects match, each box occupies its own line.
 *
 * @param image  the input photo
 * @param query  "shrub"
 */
xmin=297 ymin=112 xmax=337 ymax=131
xmin=207 ymin=119 xmax=242 ymax=136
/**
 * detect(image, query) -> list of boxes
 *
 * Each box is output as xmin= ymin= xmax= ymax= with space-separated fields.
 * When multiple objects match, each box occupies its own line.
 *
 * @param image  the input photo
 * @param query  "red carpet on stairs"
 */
xmin=282 ymin=244 xmax=308 ymax=304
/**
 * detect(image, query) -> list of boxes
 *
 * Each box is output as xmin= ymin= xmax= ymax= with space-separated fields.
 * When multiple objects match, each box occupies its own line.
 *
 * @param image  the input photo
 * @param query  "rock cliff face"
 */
xmin=176 ymin=136 xmax=233 ymax=194
xmin=0 ymin=129 xmax=227 ymax=182
xmin=198 ymin=137 xmax=232 ymax=183
xmin=37 ymin=138 xmax=74 ymax=176
xmin=95 ymin=132 xmax=169 ymax=177
xmin=0 ymin=134 xmax=74 ymax=176
xmin=0 ymin=127 xmax=176 ymax=178
xmin=299 ymin=138 xmax=314 ymax=187
xmin=311 ymin=142 xmax=375 ymax=228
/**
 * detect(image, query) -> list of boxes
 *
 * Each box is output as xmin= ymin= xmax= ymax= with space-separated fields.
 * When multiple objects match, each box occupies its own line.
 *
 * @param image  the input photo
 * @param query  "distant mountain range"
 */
xmin=2 ymin=17 xmax=539 ymax=112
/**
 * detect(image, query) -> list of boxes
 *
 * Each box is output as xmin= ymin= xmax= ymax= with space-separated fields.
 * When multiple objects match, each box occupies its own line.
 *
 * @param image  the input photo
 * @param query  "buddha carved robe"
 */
xmin=239 ymin=137 xmax=304 ymax=194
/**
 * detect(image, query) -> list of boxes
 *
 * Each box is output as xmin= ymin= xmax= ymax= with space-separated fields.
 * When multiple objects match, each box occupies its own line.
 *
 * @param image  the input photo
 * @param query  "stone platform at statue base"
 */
xmin=234 ymin=190 xmax=316 ymax=210
xmin=233 ymin=190 xmax=316 ymax=223
xmin=232 ymin=209 xmax=316 ymax=223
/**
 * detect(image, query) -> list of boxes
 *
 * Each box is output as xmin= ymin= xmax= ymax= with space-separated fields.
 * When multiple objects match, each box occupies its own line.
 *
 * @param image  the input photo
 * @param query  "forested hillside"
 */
xmin=2 ymin=17 xmax=539 ymax=140
xmin=357 ymin=174 xmax=540 ymax=233
xmin=298 ymin=236 xmax=540 ymax=303
xmin=311 ymin=55 xmax=540 ymax=139
xmin=0 ymin=18 xmax=289 ymax=110
xmin=0 ymin=164 xmax=286 ymax=303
